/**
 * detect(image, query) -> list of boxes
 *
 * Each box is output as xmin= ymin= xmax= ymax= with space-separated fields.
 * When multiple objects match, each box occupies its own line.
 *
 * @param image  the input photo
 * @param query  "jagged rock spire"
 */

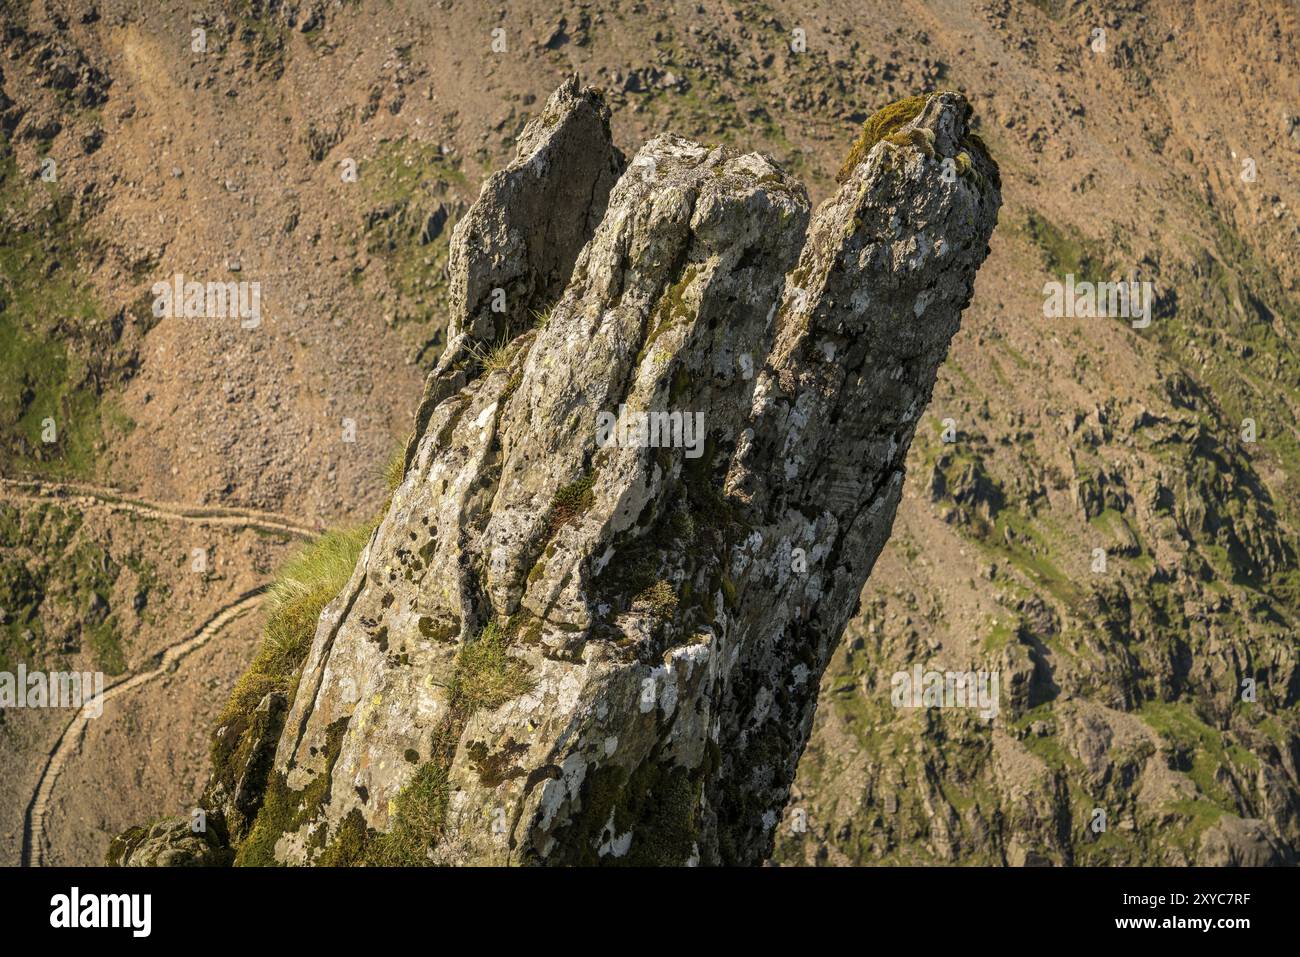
xmin=118 ymin=82 xmax=1000 ymax=867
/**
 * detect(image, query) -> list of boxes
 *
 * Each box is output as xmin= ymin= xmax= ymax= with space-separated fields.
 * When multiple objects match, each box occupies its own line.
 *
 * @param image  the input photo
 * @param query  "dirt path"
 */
xmin=4 ymin=478 xmax=320 ymax=866
xmin=20 ymin=589 xmax=267 ymax=866
xmin=0 ymin=477 xmax=323 ymax=539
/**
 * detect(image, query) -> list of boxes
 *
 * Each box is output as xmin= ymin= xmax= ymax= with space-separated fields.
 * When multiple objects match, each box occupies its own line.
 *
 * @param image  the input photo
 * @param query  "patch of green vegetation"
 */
xmin=1151 ymin=204 xmax=1300 ymax=540
xmin=1009 ymin=705 xmax=1082 ymax=773
xmin=0 ymin=150 xmax=119 ymax=477
xmin=209 ymin=523 xmax=378 ymax=851
xmin=83 ymin=619 xmax=125 ymax=675
xmin=1021 ymin=727 xmax=1079 ymax=773
xmin=1025 ymin=0 xmax=1070 ymax=18
xmin=547 ymin=471 xmax=596 ymax=532
xmin=450 ymin=621 xmax=535 ymax=713
xmin=983 ymin=615 xmax=1016 ymax=653
xmin=364 ymin=138 xmax=467 ymax=205
xmin=999 ymin=340 xmax=1032 ymax=371
xmin=1139 ymin=700 xmax=1243 ymax=810
xmin=381 ymin=443 xmax=406 ymax=495
xmin=235 ymin=717 xmax=350 ymax=867
xmin=1024 ymin=210 xmax=1110 ymax=284
xmin=218 ymin=525 xmax=372 ymax=728
xmin=633 ymin=579 xmax=679 ymax=622
xmin=234 ymin=4 xmax=289 ymax=79
xmin=361 ymin=138 xmax=467 ymax=341
xmin=884 ymin=126 xmax=935 ymax=158
xmin=987 ymin=508 xmax=1082 ymax=609
xmin=960 ymin=132 xmax=1001 ymax=191
xmin=531 ymin=303 xmax=556 ymax=330
xmin=0 ymin=566 xmax=41 ymax=676
xmin=360 ymin=761 xmax=450 ymax=865
xmin=836 ymin=95 xmax=930 ymax=183
xmin=0 ymin=503 xmax=165 ymax=677
xmin=635 ymin=266 xmax=699 ymax=367
xmin=465 ymin=334 xmax=517 ymax=374
xmin=1163 ymin=799 xmax=1227 ymax=853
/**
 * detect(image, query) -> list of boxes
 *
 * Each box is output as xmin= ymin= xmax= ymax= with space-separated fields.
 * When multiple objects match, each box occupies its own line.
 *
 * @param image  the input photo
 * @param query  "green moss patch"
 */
xmin=235 ymin=716 xmax=350 ymax=867
xmin=451 ymin=621 xmax=536 ymax=714
xmin=546 ymin=471 xmax=596 ymax=533
xmin=836 ymin=94 xmax=930 ymax=183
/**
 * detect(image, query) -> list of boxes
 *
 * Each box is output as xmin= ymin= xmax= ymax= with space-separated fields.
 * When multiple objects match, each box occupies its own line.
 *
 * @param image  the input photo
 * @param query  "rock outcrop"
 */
xmin=118 ymin=80 xmax=1000 ymax=866
xmin=404 ymin=76 xmax=626 ymax=471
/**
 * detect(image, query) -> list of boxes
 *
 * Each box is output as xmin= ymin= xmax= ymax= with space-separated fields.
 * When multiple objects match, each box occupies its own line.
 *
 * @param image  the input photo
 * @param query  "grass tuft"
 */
xmin=218 ymin=525 xmax=371 ymax=726
xmin=465 ymin=334 xmax=516 ymax=374
xmin=451 ymin=621 xmax=535 ymax=713
xmin=633 ymin=579 xmax=679 ymax=622
xmin=531 ymin=303 xmax=556 ymax=330
xmin=364 ymin=762 xmax=451 ymax=865
xmin=382 ymin=443 xmax=406 ymax=494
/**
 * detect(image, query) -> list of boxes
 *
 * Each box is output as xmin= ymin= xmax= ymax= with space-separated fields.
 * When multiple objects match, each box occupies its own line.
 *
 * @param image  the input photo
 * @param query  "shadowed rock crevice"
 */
xmin=115 ymin=80 xmax=1000 ymax=866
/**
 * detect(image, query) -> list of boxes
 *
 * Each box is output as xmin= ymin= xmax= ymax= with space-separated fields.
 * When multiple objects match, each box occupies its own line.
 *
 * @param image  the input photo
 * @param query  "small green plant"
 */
xmin=381 ymin=443 xmax=406 ymax=494
xmin=548 ymin=472 xmax=596 ymax=530
xmin=531 ymin=303 xmax=556 ymax=329
xmin=634 ymin=579 xmax=679 ymax=622
xmin=465 ymin=334 xmax=516 ymax=374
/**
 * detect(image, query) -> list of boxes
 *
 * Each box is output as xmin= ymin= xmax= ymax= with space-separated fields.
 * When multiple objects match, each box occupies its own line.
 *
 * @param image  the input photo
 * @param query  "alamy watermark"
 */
xmin=1042 ymin=274 xmax=1153 ymax=329
xmin=50 ymin=887 xmax=150 ymax=937
xmin=152 ymin=273 xmax=262 ymax=329
xmin=890 ymin=665 xmax=1000 ymax=721
xmin=595 ymin=405 xmax=704 ymax=458
xmin=0 ymin=666 xmax=104 ymax=718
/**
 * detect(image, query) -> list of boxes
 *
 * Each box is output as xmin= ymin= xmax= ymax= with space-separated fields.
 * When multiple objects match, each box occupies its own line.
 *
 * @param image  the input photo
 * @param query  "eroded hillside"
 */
xmin=1 ymin=0 xmax=1296 ymax=866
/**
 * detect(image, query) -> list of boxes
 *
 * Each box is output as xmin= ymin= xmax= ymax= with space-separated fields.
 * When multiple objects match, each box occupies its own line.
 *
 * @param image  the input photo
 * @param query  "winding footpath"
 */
xmin=3 ymin=478 xmax=320 ymax=867
xmin=0 ymin=477 xmax=322 ymax=539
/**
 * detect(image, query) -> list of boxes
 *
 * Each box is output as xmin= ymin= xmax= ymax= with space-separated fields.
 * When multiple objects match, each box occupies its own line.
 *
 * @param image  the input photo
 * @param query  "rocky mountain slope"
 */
xmin=2 ymin=0 xmax=1296 ymax=866
xmin=113 ymin=79 xmax=1000 ymax=865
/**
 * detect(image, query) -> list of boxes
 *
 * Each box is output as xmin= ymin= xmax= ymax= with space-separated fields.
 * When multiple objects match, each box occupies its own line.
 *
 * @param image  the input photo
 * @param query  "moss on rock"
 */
xmin=836 ymin=94 xmax=931 ymax=183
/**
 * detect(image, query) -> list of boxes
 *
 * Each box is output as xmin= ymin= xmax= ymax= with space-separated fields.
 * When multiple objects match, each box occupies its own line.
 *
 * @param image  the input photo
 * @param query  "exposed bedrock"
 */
xmin=119 ymin=80 xmax=1001 ymax=866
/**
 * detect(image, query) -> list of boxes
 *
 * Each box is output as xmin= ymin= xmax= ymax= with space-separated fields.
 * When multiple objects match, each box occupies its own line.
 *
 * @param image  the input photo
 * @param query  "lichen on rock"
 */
xmin=115 ymin=78 xmax=1001 ymax=867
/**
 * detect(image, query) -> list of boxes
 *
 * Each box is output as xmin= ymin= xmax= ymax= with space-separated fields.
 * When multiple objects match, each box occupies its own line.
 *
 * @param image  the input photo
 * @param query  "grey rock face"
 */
xmin=108 ymin=818 xmax=230 ymax=867
xmin=1197 ymin=816 xmax=1294 ymax=866
xmin=405 ymin=75 xmax=626 ymax=469
xmin=447 ymin=75 xmax=625 ymax=348
xmin=152 ymin=82 xmax=1001 ymax=866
